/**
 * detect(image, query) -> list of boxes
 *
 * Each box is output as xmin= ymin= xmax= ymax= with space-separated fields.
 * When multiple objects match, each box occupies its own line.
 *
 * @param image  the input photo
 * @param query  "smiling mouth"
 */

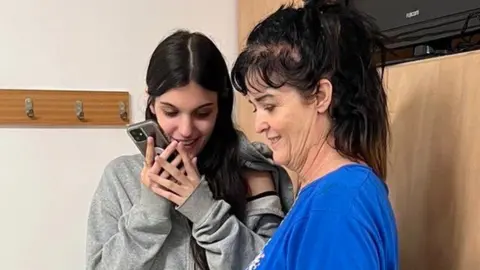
xmin=268 ymin=136 xmax=280 ymax=145
xmin=174 ymin=138 xmax=199 ymax=147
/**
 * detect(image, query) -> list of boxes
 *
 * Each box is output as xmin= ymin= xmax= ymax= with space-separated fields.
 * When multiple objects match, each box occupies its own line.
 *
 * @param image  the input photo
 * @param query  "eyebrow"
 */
xmin=159 ymin=101 xmax=214 ymax=109
xmin=248 ymin=94 xmax=274 ymax=105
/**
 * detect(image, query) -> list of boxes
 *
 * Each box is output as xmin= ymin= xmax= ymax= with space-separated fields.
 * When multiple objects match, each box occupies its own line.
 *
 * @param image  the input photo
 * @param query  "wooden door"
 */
xmin=385 ymin=51 xmax=480 ymax=270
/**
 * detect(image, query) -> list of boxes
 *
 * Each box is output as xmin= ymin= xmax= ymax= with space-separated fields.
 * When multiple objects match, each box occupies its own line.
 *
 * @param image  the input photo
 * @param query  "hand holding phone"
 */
xmin=140 ymin=136 xmax=181 ymax=190
xmin=146 ymin=141 xmax=201 ymax=206
xmin=128 ymin=120 xmax=184 ymax=187
xmin=145 ymin=137 xmax=184 ymax=180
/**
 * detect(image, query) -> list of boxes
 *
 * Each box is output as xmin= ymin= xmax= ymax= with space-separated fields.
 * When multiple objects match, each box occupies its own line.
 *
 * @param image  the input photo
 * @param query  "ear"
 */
xmin=314 ymin=79 xmax=332 ymax=114
xmin=149 ymin=104 xmax=156 ymax=115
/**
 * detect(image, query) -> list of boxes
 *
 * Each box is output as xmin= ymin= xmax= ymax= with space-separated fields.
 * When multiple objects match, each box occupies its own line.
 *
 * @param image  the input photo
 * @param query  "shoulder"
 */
xmin=321 ymin=165 xmax=392 ymax=221
xmin=236 ymin=131 xmax=273 ymax=163
xmin=288 ymin=164 xmax=396 ymax=238
xmin=303 ymin=164 xmax=389 ymax=213
xmin=275 ymin=166 xmax=398 ymax=268
xmin=242 ymin=169 xmax=272 ymax=181
xmin=235 ymin=134 xmax=276 ymax=181
xmin=103 ymin=154 xmax=144 ymax=174
xmin=290 ymin=164 xmax=397 ymax=245
xmin=96 ymin=154 xmax=144 ymax=200
xmin=236 ymin=132 xmax=295 ymax=211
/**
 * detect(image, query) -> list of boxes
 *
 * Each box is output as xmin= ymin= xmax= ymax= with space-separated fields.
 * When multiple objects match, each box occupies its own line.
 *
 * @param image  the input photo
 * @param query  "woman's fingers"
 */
xmin=151 ymin=140 xmax=178 ymax=175
xmin=141 ymin=137 xmax=156 ymax=187
xmin=159 ymin=153 xmax=182 ymax=179
xmin=179 ymin=166 xmax=186 ymax=176
xmin=176 ymin=143 xmax=200 ymax=180
xmin=144 ymin=137 xmax=155 ymax=168
xmin=151 ymin=185 xmax=183 ymax=206
xmin=191 ymin=157 xmax=199 ymax=174
xmin=155 ymin=155 xmax=186 ymax=184
xmin=149 ymin=173 xmax=188 ymax=197
xmin=149 ymin=145 xmax=201 ymax=206
xmin=177 ymin=143 xmax=196 ymax=175
xmin=159 ymin=141 xmax=178 ymax=160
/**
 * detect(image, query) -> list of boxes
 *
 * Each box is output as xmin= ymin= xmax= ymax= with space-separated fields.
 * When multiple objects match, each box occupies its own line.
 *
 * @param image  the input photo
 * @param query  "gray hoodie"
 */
xmin=86 ymin=135 xmax=293 ymax=270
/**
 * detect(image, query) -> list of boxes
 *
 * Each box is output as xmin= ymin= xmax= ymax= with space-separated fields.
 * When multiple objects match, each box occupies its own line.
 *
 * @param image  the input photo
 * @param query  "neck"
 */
xmin=295 ymin=138 xmax=353 ymax=194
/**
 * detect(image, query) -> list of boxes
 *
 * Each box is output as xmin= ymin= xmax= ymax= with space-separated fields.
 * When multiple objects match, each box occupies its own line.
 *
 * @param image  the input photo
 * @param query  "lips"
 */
xmin=175 ymin=138 xmax=199 ymax=148
xmin=267 ymin=136 xmax=280 ymax=148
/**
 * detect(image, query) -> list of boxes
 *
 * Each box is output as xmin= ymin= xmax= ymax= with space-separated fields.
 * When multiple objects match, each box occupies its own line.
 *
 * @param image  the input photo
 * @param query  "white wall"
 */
xmin=0 ymin=1 xmax=237 ymax=269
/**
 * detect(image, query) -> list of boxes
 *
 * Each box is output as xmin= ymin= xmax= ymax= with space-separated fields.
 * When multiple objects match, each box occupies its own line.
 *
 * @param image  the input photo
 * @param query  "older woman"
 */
xmin=231 ymin=0 xmax=398 ymax=269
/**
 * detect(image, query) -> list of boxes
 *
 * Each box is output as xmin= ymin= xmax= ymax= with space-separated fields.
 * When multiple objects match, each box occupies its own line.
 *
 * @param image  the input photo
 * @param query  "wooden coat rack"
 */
xmin=0 ymin=89 xmax=130 ymax=127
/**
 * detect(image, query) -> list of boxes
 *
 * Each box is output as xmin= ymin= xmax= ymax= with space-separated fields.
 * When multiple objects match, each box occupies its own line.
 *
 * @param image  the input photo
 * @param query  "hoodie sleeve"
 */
xmin=176 ymin=177 xmax=284 ymax=270
xmin=86 ymin=157 xmax=174 ymax=270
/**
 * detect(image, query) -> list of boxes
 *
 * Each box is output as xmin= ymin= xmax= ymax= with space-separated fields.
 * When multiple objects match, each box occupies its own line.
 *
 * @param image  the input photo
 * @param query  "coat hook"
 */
xmin=119 ymin=101 xmax=128 ymax=121
xmin=75 ymin=100 xmax=85 ymax=121
xmin=25 ymin=97 xmax=35 ymax=119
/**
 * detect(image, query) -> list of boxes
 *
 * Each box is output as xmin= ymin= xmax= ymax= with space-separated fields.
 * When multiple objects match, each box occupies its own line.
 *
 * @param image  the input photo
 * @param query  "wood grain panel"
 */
xmin=386 ymin=50 xmax=480 ymax=270
xmin=0 ymin=89 xmax=130 ymax=127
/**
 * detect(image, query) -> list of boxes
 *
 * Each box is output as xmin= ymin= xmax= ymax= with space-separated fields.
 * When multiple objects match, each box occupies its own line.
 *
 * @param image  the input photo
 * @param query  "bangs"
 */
xmin=231 ymin=44 xmax=304 ymax=95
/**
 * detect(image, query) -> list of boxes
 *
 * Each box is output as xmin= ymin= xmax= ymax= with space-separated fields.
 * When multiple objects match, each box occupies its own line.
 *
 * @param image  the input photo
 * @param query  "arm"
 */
xmin=286 ymin=212 xmax=380 ymax=270
xmin=86 ymin=160 xmax=173 ymax=270
xmin=177 ymin=172 xmax=284 ymax=270
xmin=244 ymin=170 xmax=283 ymax=239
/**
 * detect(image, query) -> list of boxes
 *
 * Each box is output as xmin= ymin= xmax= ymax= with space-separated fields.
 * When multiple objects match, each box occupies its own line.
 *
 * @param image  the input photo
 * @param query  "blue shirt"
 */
xmin=246 ymin=164 xmax=398 ymax=270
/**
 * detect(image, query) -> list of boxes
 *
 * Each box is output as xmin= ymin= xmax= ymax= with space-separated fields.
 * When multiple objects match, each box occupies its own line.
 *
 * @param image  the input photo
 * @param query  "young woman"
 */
xmin=232 ymin=0 xmax=399 ymax=269
xmin=86 ymin=30 xmax=292 ymax=270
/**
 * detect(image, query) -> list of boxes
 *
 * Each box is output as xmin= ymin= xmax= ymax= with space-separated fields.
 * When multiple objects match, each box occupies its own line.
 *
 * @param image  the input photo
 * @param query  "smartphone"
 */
xmin=126 ymin=119 xmax=171 ymax=158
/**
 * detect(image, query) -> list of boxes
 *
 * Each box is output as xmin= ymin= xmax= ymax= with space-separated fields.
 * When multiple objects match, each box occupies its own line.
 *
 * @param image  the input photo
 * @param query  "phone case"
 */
xmin=126 ymin=119 xmax=170 ymax=157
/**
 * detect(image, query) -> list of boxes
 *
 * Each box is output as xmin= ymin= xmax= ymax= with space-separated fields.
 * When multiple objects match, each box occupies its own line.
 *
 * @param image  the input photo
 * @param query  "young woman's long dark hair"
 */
xmin=145 ymin=30 xmax=247 ymax=270
xmin=231 ymin=0 xmax=390 ymax=180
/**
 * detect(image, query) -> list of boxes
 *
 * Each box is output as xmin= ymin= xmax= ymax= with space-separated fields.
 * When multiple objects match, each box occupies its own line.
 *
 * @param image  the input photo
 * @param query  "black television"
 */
xmin=349 ymin=0 xmax=480 ymax=49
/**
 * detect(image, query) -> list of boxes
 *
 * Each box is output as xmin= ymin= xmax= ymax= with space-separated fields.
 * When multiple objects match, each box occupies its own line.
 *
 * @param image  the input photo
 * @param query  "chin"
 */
xmin=186 ymin=138 xmax=206 ymax=157
xmin=183 ymin=145 xmax=200 ymax=157
xmin=272 ymin=151 xmax=288 ymax=167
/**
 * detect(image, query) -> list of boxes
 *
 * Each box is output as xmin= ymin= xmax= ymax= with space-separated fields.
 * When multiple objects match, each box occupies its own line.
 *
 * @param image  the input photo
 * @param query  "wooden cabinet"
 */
xmin=384 ymin=51 xmax=480 ymax=270
xmin=237 ymin=1 xmax=480 ymax=269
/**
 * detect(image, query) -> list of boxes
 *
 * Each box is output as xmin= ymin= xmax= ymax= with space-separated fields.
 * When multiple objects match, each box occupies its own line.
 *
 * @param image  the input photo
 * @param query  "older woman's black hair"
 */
xmin=146 ymin=30 xmax=247 ymax=270
xmin=231 ymin=0 xmax=390 ymax=180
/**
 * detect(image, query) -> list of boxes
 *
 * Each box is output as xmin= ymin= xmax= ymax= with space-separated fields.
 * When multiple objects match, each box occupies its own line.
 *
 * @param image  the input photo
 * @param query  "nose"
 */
xmin=178 ymin=116 xmax=194 ymax=138
xmin=254 ymin=112 xmax=268 ymax=134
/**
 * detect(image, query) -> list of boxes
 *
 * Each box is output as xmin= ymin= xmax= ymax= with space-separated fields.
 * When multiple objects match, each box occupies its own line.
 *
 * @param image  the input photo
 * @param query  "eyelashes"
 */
xmin=251 ymin=105 xmax=275 ymax=113
xmin=162 ymin=111 xmax=212 ymax=118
